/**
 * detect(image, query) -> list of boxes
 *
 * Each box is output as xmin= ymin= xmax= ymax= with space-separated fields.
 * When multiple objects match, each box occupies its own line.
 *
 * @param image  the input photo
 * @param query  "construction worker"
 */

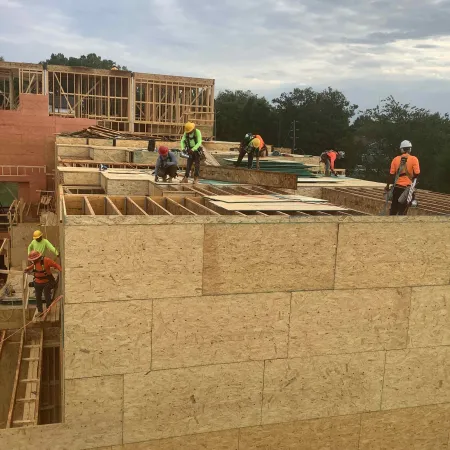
xmin=385 ymin=140 xmax=420 ymax=216
xmin=28 ymin=230 xmax=59 ymax=257
xmin=235 ymin=134 xmax=263 ymax=169
xmin=254 ymin=134 xmax=268 ymax=157
xmin=25 ymin=251 xmax=61 ymax=315
xmin=155 ymin=146 xmax=178 ymax=183
xmin=181 ymin=122 xmax=202 ymax=184
xmin=320 ymin=148 xmax=345 ymax=177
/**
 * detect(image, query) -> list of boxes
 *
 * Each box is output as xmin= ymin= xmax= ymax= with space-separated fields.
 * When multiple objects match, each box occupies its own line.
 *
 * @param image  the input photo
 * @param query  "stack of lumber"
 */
xmin=59 ymin=125 xmax=155 ymax=140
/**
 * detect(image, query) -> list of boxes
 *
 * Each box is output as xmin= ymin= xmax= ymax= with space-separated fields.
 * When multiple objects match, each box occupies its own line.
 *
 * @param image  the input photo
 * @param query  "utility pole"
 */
xmin=293 ymin=120 xmax=296 ymax=154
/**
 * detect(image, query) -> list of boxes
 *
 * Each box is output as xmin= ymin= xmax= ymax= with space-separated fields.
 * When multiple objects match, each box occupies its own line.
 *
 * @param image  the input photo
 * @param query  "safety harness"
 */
xmin=185 ymin=130 xmax=199 ymax=150
xmin=33 ymin=257 xmax=51 ymax=283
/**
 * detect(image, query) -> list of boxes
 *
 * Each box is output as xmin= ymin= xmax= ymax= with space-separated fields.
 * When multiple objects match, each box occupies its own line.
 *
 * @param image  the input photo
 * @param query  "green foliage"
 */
xmin=0 ymin=56 xmax=4 ymax=61
xmin=40 ymin=53 xmax=128 ymax=71
xmin=215 ymin=90 xmax=278 ymax=143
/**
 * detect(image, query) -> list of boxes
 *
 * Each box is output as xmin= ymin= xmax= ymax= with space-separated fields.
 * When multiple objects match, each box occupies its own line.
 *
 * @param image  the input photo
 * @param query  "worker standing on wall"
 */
xmin=385 ymin=140 xmax=420 ymax=216
xmin=320 ymin=148 xmax=345 ymax=177
xmin=25 ymin=251 xmax=62 ymax=316
xmin=28 ymin=230 xmax=59 ymax=258
xmin=155 ymin=146 xmax=178 ymax=183
xmin=180 ymin=122 xmax=203 ymax=184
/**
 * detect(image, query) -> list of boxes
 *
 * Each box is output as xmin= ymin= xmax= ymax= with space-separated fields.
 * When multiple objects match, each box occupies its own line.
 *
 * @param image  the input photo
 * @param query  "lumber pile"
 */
xmin=58 ymin=125 xmax=157 ymax=140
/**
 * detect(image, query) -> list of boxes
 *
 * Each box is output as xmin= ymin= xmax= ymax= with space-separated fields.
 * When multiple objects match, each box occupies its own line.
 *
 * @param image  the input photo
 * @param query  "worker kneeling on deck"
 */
xmin=385 ymin=140 xmax=420 ymax=216
xmin=25 ymin=251 xmax=61 ymax=315
xmin=28 ymin=230 xmax=59 ymax=258
xmin=155 ymin=146 xmax=178 ymax=183
xmin=181 ymin=122 xmax=203 ymax=184
xmin=320 ymin=148 xmax=345 ymax=177
xmin=235 ymin=133 xmax=267 ymax=169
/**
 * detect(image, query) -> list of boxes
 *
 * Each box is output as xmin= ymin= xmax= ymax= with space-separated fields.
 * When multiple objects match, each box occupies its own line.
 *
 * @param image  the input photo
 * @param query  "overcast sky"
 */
xmin=1 ymin=0 xmax=450 ymax=113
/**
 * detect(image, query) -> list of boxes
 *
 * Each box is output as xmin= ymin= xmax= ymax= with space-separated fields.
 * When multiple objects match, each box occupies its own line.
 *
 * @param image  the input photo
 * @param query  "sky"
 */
xmin=1 ymin=0 xmax=450 ymax=113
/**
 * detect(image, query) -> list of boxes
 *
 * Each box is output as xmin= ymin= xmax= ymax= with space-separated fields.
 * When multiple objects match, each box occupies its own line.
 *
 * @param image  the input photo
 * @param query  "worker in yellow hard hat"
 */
xmin=235 ymin=133 xmax=266 ymax=169
xmin=28 ymin=230 xmax=59 ymax=258
xmin=180 ymin=122 xmax=203 ymax=184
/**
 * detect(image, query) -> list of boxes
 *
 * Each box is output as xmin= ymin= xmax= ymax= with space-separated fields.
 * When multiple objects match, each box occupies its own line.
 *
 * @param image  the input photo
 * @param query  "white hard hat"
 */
xmin=400 ymin=140 xmax=412 ymax=149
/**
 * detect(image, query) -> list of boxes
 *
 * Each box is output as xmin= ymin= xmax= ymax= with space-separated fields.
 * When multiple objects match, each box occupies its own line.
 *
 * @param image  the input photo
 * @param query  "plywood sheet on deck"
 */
xmin=209 ymin=201 xmax=346 ymax=212
xmin=204 ymin=194 xmax=327 ymax=203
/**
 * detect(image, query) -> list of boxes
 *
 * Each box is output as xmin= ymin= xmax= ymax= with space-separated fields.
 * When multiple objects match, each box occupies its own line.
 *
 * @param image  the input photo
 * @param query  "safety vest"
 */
xmin=185 ymin=130 xmax=199 ymax=150
xmin=33 ymin=258 xmax=51 ymax=282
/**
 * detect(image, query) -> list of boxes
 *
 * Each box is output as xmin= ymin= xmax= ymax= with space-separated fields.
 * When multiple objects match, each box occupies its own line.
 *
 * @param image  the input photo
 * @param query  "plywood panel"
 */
xmin=57 ymin=145 xmax=90 ymax=159
xmin=64 ymin=375 xmax=123 ymax=448
xmin=123 ymin=362 xmax=263 ymax=442
xmin=152 ymin=292 xmax=290 ymax=369
xmin=409 ymin=285 xmax=450 ymax=348
xmin=64 ymin=300 xmax=152 ymax=379
xmin=335 ymin=222 xmax=450 ymax=289
xmin=64 ymin=224 xmax=204 ymax=302
xmin=239 ymin=415 xmax=361 ymax=450
xmin=60 ymin=171 xmax=101 ymax=186
xmin=360 ymin=404 xmax=450 ymax=450
xmin=113 ymin=429 xmax=239 ymax=450
xmin=105 ymin=179 xmax=150 ymax=196
xmin=203 ymin=223 xmax=337 ymax=295
xmin=262 ymin=352 xmax=385 ymax=424
xmin=116 ymin=140 xmax=148 ymax=148
xmin=382 ymin=347 xmax=450 ymax=410
xmin=289 ymin=288 xmax=410 ymax=357
xmin=90 ymin=148 xmax=128 ymax=162
xmin=89 ymin=139 xmax=114 ymax=146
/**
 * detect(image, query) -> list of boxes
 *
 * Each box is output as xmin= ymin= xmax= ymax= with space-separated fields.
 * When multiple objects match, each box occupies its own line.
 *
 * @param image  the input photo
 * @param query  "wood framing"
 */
xmin=199 ymin=166 xmax=298 ymax=190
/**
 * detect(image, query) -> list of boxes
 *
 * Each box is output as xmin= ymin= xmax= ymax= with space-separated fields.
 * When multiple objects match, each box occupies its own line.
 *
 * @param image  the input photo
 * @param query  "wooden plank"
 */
xmin=0 ymin=330 xmax=6 ymax=359
xmin=209 ymin=201 xmax=347 ymax=212
xmin=105 ymin=197 xmax=122 ymax=215
xmin=7 ymin=330 xmax=24 ymax=428
xmin=203 ymin=195 xmax=327 ymax=204
xmin=185 ymin=198 xmax=220 ymax=216
xmin=83 ymin=197 xmax=95 ymax=215
xmin=199 ymin=166 xmax=298 ymax=190
xmin=165 ymin=198 xmax=196 ymax=215
xmin=34 ymin=329 xmax=44 ymax=425
xmin=126 ymin=197 xmax=148 ymax=215
xmin=145 ymin=197 xmax=172 ymax=215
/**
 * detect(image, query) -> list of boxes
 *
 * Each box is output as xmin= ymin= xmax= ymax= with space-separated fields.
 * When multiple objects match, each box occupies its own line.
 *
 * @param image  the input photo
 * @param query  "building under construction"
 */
xmin=0 ymin=61 xmax=450 ymax=450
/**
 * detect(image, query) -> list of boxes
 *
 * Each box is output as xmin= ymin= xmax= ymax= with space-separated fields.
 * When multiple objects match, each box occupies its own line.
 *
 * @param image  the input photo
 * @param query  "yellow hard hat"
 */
xmin=33 ymin=230 xmax=43 ymax=239
xmin=185 ymin=122 xmax=195 ymax=134
xmin=251 ymin=138 xmax=261 ymax=149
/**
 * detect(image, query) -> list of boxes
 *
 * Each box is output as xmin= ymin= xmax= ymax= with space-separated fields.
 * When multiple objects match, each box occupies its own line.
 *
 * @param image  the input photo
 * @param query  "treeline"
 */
xmin=215 ymin=89 xmax=450 ymax=193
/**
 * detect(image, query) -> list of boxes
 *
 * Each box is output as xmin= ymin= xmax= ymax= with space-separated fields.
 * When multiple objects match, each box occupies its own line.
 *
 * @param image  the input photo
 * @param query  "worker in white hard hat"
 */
xmin=28 ymin=230 xmax=59 ymax=257
xmin=385 ymin=140 xmax=420 ymax=215
xmin=320 ymin=148 xmax=346 ymax=177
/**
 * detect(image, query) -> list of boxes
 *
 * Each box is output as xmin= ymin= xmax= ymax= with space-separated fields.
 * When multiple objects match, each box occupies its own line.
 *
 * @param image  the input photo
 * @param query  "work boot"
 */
xmin=162 ymin=175 xmax=167 ymax=182
xmin=168 ymin=177 xmax=173 ymax=183
xmin=180 ymin=177 xmax=189 ymax=184
xmin=193 ymin=177 xmax=199 ymax=184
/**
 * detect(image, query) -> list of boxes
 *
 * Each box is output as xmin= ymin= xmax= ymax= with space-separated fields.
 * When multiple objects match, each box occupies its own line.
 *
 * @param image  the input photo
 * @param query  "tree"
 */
xmin=40 ymin=53 xmax=128 ymax=70
xmin=215 ymin=90 xmax=278 ymax=143
xmin=0 ymin=56 xmax=4 ymax=62
xmin=352 ymin=96 xmax=450 ymax=193
xmin=272 ymin=87 xmax=358 ymax=154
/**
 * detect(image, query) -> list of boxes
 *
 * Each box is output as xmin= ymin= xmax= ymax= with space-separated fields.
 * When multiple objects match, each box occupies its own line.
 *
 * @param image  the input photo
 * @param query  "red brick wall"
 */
xmin=0 ymin=94 xmax=95 ymax=202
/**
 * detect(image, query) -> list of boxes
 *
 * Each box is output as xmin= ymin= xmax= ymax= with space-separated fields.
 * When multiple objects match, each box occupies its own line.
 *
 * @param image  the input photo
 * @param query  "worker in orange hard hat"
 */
xmin=155 ymin=146 xmax=178 ymax=183
xmin=28 ymin=230 xmax=59 ymax=257
xmin=180 ymin=122 xmax=203 ymax=184
xmin=25 ymin=251 xmax=62 ymax=315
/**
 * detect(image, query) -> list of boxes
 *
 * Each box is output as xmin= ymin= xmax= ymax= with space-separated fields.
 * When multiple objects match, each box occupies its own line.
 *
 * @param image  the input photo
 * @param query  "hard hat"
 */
xmin=28 ymin=251 xmax=42 ymax=261
xmin=33 ymin=230 xmax=43 ymax=240
xmin=158 ymin=146 xmax=169 ymax=156
xmin=400 ymin=140 xmax=412 ymax=150
xmin=337 ymin=151 xmax=346 ymax=159
xmin=185 ymin=122 xmax=195 ymax=134
xmin=245 ymin=133 xmax=254 ymax=140
xmin=251 ymin=138 xmax=261 ymax=149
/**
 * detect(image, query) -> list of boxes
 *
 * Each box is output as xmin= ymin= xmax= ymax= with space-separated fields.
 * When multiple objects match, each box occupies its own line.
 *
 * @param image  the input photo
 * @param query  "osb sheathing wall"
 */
xmin=1 ymin=216 xmax=450 ymax=450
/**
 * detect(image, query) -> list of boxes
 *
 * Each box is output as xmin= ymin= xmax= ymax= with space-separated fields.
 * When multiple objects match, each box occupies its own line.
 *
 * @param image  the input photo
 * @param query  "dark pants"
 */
xmin=236 ymin=149 xmax=260 ymax=169
xmin=34 ymin=281 xmax=53 ymax=313
xmin=390 ymin=186 xmax=409 ymax=216
xmin=158 ymin=165 xmax=177 ymax=179
xmin=185 ymin=151 xmax=201 ymax=177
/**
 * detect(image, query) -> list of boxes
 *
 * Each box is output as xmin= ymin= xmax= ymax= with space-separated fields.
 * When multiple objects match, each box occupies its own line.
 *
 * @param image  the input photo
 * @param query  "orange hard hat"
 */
xmin=28 ymin=251 xmax=42 ymax=261
xmin=158 ymin=146 xmax=169 ymax=156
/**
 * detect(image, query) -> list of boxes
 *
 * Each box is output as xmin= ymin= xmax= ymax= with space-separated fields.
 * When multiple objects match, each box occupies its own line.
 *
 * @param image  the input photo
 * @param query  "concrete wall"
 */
xmin=1 ymin=215 xmax=450 ymax=449
xmin=0 ymin=95 xmax=95 ymax=198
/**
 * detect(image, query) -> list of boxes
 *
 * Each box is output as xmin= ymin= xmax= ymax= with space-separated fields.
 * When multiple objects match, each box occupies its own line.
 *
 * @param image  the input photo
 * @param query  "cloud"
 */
xmin=1 ymin=0 xmax=450 ymax=113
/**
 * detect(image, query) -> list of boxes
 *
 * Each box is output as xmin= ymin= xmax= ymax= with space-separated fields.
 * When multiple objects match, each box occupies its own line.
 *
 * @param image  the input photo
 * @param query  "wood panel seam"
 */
xmin=405 ymin=287 xmax=413 ymax=349
xmin=332 ymin=222 xmax=340 ymax=290
xmin=260 ymin=360 xmax=266 ymax=426
xmin=287 ymin=292 xmax=293 ymax=358
xmin=379 ymin=351 xmax=387 ymax=411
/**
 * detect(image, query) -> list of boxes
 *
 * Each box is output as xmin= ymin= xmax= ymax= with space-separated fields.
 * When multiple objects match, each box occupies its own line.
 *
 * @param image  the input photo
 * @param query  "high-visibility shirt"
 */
xmin=180 ymin=129 xmax=202 ymax=152
xmin=26 ymin=257 xmax=62 ymax=284
xmin=254 ymin=135 xmax=265 ymax=150
xmin=327 ymin=151 xmax=337 ymax=170
xmin=28 ymin=239 xmax=58 ymax=256
xmin=390 ymin=154 xmax=420 ymax=187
